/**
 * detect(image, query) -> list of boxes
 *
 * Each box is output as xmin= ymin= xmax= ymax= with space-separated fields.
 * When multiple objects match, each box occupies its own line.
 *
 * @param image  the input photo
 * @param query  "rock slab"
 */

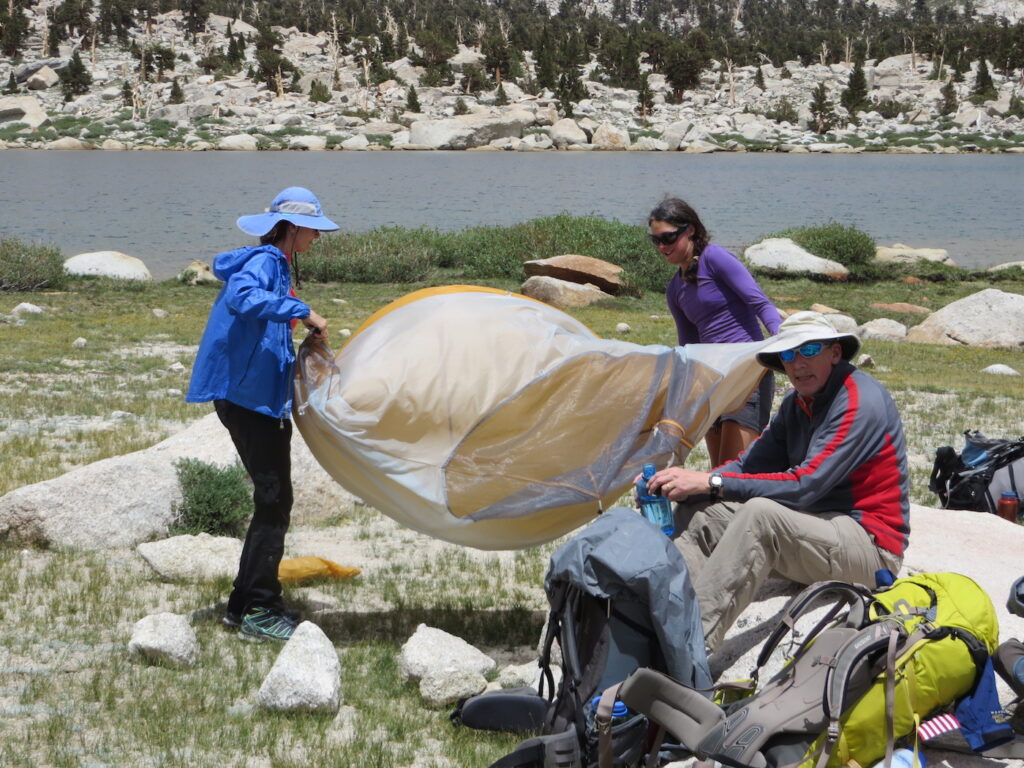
xmin=523 ymin=254 xmax=624 ymax=295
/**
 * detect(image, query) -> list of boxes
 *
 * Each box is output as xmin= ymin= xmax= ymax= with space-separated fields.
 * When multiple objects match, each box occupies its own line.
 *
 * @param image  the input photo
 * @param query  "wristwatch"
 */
xmin=709 ymin=473 xmax=724 ymax=500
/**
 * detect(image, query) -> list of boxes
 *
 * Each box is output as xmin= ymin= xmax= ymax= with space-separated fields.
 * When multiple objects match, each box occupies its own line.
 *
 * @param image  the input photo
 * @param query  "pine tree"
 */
xmin=3 ymin=72 xmax=18 ymax=94
xmin=406 ymin=85 xmax=421 ymax=112
xmin=636 ymin=77 xmax=653 ymax=117
xmin=59 ymin=51 xmax=92 ymax=101
xmin=972 ymin=58 xmax=996 ymax=101
xmin=308 ymin=78 xmax=331 ymax=103
xmin=1 ymin=0 xmax=30 ymax=58
xmin=809 ymin=82 xmax=837 ymax=134
xmin=494 ymin=82 xmax=509 ymax=106
xmin=840 ymin=59 xmax=869 ymax=118
xmin=168 ymin=77 xmax=184 ymax=103
xmin=454 ymin=97 xmax=469 ymax=115
xmin=754 ymin=65 xmax=766 ymax=90
xmin=939 ymin=79 xmax=958 ymax=114
xmin=555 ymin=71 xmax=578 ymax=117
xmin=121 ymin=79 xmax=133 ymax=107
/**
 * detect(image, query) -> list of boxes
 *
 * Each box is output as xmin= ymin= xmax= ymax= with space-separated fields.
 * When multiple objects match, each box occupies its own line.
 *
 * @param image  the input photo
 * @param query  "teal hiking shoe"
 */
xmin=238 ymin=607 xmax=298 ymax=642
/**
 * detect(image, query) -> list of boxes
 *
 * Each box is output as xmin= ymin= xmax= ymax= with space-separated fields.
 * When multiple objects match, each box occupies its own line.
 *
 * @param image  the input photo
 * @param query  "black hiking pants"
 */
xmin=214 ymin=399 xmax=292 ymax=617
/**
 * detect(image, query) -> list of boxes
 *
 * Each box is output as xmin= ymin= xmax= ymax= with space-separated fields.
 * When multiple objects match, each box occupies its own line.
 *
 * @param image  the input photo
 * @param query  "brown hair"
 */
xmin=259 ymin=221 xmax=301 ymax=287
xmin=648 ymin=197 xmax=710 ymax=283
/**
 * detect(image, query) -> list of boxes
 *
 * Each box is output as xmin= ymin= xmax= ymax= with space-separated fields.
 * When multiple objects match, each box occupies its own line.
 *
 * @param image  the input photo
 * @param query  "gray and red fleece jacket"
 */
xmin=715 ymin=361 xmax=910 ymax=556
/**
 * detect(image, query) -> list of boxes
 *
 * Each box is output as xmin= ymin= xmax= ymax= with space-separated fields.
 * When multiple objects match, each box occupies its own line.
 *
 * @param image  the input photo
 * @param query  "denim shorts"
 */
xmin=716 ymin=372 xmax=774 ymax=432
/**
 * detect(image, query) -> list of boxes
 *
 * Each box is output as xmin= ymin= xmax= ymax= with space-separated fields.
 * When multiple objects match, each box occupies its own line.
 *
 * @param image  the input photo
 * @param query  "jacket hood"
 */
xmin=212 ymin=245 xmax=284 ymax=281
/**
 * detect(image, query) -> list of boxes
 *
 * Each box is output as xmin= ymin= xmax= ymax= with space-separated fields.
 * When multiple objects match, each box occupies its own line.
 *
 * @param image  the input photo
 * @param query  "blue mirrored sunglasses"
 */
xmin=778 ymin=342 xmax=826 ymax=363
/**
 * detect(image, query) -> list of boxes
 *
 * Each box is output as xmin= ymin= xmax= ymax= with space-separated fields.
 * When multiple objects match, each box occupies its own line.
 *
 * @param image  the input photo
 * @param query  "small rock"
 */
xmin=169 ymin=361 xmax=187 ymax=373
xmin=419 ymin=669 xmax=487 ymax=707
xmin=12 ymin=302 xmax=43 ymax=315
xmin=128 ymin=613 xmax=199 ymax=668
xmin=856 ymin=354 xmax=875 ymax=368
xmin=331 ymin=298 xmax=348 ymax=305
xmin=981 ymin=364 xmax=1020 ymax=376
xmin=257 ymin=622 xmax=341 ymax=713
xmin=615 ymin=322 xmax=631 ymax=334
xmin=111 ymin=411 xmax=133 ymax=420
xmin=166 ymin=388 xmax=183 ymax=397
xmin=152 ymin=308 xmax=168 ymax=319
xmin=72 ymin=337 xmax=87 ymax=348
xmin=809 ymin=303 xmax=840 ymax=314
xmin=399 ymin=624 xmax=496 ymax=682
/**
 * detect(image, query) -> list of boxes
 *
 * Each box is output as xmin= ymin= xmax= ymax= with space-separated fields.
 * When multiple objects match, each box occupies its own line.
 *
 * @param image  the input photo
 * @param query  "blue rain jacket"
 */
xmin=186 ymin=245 xmax=311 ymax=418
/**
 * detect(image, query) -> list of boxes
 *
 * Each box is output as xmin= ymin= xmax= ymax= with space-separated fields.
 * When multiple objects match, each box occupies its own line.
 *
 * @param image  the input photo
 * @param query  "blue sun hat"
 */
xmin=236 ymin=186 xmax=339 ymax=236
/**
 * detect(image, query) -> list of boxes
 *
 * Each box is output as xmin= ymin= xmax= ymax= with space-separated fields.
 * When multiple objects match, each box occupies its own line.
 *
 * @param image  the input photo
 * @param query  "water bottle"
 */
xmin=870 ymin=748 xmax=926 ymax=768
xmin=875 ymin=568 xmax=895 ymax=588
xmin=587 ymin=695 xmax=631 ymax=734
xmin=997 ymin=491 xmax=1020 ymax=523
xmin=636 ymin=462 xmax=674 ymax=536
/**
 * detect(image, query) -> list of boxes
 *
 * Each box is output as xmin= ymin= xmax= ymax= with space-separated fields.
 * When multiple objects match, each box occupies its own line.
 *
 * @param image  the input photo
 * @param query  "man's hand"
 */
xmin=648 ymin=467 xmax=712 ymax=502
xmin=303 ymin=310 xmax=328 ymax=339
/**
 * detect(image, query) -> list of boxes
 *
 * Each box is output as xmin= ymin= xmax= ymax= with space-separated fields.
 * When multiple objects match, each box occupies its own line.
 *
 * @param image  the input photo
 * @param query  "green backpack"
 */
xmin=610 ymin=572 xmax=999 ymax=768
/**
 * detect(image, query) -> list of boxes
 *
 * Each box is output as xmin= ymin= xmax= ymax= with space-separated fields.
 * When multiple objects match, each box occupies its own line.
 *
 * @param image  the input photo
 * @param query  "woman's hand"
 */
xmin=303 ymin=310 xmax=328 ymax=340
xmin=648 ymin=467 xmax=712 ymax=502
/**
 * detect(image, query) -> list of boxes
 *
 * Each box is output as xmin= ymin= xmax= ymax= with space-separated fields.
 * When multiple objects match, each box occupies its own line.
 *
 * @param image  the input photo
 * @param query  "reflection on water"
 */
xmin=3 ymin=150 xmax=1021 ymax=279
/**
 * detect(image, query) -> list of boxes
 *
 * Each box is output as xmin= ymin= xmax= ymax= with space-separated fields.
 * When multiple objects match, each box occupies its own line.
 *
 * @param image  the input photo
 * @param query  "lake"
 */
xmin=2 ymin=150 xmax=1021 ymax=279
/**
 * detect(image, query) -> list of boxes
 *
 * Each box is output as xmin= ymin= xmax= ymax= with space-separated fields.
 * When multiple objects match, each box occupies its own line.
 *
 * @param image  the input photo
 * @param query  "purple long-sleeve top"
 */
xmin=667 ymin=243 xmax=782 ymax=345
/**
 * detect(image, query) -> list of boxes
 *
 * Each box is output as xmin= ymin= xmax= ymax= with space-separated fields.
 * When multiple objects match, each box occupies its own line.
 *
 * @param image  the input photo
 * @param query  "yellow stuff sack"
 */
xmin=278 ymin=555 xmax=361 ymax=584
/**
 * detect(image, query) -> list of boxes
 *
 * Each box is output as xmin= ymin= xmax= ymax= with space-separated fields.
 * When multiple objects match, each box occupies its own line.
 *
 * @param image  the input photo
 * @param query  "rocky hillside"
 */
xmin=1 ymin=5 xmax=1023 ymax=151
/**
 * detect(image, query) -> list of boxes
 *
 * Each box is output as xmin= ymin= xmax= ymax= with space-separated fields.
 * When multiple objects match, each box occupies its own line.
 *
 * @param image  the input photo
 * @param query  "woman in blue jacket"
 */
xmin=187 ymin=186 xmax=337 ymax=642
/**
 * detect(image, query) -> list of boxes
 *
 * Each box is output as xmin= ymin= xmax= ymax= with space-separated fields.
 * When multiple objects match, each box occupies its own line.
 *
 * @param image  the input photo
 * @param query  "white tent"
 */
xmin=293 ymin=286 xmax=769 ymax=550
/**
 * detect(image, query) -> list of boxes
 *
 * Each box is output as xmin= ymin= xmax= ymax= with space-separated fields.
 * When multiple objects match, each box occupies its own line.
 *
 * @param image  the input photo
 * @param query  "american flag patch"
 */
xmin=919 ymin=713 xmax=961 ymax=741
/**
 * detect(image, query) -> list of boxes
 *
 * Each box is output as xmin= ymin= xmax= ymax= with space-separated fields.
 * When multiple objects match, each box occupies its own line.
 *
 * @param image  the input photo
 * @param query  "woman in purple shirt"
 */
xmin=649 ymin=198 xmax=782 ymax=466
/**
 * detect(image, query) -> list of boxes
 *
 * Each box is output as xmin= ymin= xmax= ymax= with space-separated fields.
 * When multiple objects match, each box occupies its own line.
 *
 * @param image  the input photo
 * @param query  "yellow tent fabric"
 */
xmin=293 ymin=286 xmax=769 ymax=550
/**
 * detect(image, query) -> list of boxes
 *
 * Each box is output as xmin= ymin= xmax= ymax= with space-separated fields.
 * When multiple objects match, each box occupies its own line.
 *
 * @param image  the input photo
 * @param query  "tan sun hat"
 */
xmin=756 ymin=311 xmax=861 ymax=373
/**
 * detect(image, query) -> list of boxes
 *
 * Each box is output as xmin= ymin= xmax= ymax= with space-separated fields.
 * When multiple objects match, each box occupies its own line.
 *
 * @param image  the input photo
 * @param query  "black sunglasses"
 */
xmin=649 ymin=224 xmax=690 ymax=247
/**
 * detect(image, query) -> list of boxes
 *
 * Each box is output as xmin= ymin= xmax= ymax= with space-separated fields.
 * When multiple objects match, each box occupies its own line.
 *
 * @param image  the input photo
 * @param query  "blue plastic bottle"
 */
xmin=869 ymin=748 xmax=925 ymax=768
xmin=636 ymin=462 xmax=675 ymax=536
xmin=588 ymin=695 xmax=631 ymax=733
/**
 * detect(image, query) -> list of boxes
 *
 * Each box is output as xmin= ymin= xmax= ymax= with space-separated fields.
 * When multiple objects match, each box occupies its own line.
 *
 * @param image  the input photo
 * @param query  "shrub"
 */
xmin=436 ymin=215 xmax=667 ymax=293
xmin=0 ymin=237 xmax=68 ymax=291
xmin=308 ymin=78 xmax=331 ymax=103
xmin=764 ymin=96 xmax=799 ymax=124
xmin=171 ymin=458 xmax=252 ymax=537
xmin=769 ymin=221 xmax=879 ymax=281
xmin=874 ymin=97 xmax=910 ymax=119
xmin=303 ymin=228 xmax=438 ymax=283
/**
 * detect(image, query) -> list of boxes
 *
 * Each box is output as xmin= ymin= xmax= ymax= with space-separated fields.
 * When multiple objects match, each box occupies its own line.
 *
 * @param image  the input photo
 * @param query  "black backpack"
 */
xmin=465 ymin=507 xmax=710 ymax=768
xmin=929 ymin=430 xmax=1024 ymax=513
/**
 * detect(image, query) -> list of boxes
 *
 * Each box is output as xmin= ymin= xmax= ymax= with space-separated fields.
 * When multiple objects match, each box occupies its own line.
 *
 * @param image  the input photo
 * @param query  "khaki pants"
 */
xmin=674 ymin=498 xmax=903 ymax=652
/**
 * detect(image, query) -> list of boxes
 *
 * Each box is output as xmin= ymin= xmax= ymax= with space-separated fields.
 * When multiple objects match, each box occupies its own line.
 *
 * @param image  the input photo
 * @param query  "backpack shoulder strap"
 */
xmin=815 ymin=619 xmax=908 ymax=768
xmin=756 ymin=581 xmax=873 ymax=673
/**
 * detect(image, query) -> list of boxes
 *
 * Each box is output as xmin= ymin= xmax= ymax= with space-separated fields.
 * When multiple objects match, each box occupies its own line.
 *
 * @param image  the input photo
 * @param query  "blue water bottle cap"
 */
xmin=612 ymin=701 xmax=629 ymax=717
xmin=1001 ymin=491 xmax=1019 ymax=499
xmin=641 ymin=462 xmax=656 ymax=478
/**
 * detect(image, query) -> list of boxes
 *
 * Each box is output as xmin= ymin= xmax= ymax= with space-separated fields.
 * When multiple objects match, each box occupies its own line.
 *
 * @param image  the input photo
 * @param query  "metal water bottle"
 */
xmin=997 ymin=491 xmax=1020 ymax=523
xmin=636 ymin=462 xmax=674 ymax=536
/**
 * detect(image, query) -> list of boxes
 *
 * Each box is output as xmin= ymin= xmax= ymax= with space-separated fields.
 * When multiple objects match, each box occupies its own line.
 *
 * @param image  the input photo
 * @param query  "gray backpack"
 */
xmin=480 ymin=507 xmax=711 ymax=768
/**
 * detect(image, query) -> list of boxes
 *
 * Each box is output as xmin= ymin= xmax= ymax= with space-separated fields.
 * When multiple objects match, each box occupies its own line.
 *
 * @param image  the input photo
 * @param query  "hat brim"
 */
xmin=237 ymin=212 xmax=340 ymax=237
xmin=756 ymin=329 xmax=861 ymax=373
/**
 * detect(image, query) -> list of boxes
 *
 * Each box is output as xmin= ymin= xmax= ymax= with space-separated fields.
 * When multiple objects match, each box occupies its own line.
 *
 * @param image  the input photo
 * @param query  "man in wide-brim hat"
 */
xmin=647 ymin=311 xmax=910 ymax=652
